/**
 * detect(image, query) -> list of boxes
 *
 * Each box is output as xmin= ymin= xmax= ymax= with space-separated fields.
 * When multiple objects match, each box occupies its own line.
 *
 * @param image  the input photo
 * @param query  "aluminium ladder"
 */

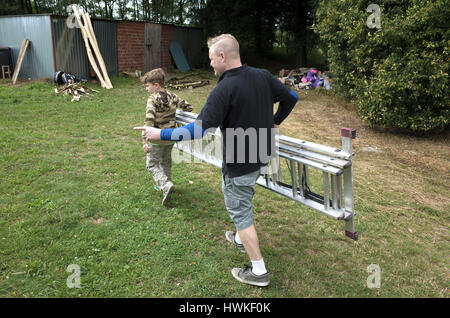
xmin=174 ymin=110 xmax=358 ymax=240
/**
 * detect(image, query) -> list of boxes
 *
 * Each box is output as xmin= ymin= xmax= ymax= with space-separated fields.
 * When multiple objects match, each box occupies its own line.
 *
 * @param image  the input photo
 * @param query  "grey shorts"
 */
xmin=222 ymin=169 xmax=260 ymax=231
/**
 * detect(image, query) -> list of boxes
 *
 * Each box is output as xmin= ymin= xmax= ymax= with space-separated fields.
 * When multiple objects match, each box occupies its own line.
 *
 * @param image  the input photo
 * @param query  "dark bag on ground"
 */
xmin=54 ymin=71 xmax=83 ymax=85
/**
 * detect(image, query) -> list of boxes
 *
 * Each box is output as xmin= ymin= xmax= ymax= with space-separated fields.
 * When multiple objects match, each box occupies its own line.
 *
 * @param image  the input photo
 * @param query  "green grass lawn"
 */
xmin=0 ymin=74 xmax=448 ymax=297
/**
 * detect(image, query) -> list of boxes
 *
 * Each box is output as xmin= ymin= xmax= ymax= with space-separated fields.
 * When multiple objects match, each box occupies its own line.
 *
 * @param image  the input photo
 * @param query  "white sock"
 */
xmin=234 ymin=232 xmax=242 ymax=244
xmin=251 ymin=259 xmax=267 ymax=276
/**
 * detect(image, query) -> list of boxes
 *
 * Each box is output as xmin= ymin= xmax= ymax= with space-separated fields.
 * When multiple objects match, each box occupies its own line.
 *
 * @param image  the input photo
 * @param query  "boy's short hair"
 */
xmin=141 ymin=68 xmax=165 ymax=86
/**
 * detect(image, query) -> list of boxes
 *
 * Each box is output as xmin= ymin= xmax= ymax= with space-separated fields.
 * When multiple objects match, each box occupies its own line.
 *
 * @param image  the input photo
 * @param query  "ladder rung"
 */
xmin=289 ymin=159 xmax=298 ymax=199
xmin=297 ymin=163 xmax=305 ymax=197
xmin=323 ymin=172 xmax=330 ymax=210
xmin=331 ymin=174 xmax=342 ymax=209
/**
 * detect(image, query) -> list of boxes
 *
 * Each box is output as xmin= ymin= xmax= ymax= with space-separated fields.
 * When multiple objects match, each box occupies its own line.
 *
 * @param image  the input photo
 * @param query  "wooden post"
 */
xmin=12 ymin=38 xmax=30 ymax=84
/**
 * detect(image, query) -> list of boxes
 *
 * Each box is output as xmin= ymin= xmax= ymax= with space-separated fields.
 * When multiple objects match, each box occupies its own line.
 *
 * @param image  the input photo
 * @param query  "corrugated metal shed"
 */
xmin=51 ymin=16 xmax=118 ymax=80
xmin=51 ymin=16 xmax=89 ymax=79
xmin=0 ymin=15 xmax=54 ymax=79
xmin=91 ymin=19 xmax=118 ymax=77
xmin=0 ymin=14 xmax=203 ymax=80
xmin=0 ymin=14 xmax=118 ymax=80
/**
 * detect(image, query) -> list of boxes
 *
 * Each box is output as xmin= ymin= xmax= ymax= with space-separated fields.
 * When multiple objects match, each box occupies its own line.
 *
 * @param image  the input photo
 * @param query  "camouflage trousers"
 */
xmin=146 ymin=143 xmax=175 ymax=193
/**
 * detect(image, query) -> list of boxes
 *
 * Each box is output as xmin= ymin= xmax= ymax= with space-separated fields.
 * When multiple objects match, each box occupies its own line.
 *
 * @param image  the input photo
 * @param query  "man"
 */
xmin=135 ymin=34 xmax=298 ymax=287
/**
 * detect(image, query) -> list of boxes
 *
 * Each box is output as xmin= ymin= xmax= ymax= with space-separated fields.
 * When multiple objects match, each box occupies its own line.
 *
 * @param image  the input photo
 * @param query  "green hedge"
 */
xmin=315 ymin=0 xmax=449 ymax=133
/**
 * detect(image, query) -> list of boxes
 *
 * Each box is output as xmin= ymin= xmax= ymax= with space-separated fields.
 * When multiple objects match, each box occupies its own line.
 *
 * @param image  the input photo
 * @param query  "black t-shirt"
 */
xmin=196 ymin=64 xmax=297 ymax=178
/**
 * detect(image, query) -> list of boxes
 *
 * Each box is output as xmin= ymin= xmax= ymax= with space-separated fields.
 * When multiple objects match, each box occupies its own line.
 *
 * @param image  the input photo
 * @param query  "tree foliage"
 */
xmin=0 ymin=1 xmax=320 ymax=66
xmin=315 ymin=0 xmax=449 ymax=133
xmin=198 ymin=0 xmax=318 ymax=65
xmin=199 ymin=0 xmax=278 ymax=54
xmin=0 ymin=0 xmax=202 ymax=22
xmin=0 ymin=0 xmax=35 ymax=15
xmin=276 ymin=0 xmax=319 ymax=67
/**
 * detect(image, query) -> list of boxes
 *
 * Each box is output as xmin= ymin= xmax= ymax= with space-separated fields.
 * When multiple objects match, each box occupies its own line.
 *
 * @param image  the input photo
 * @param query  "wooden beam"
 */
xmin=71 ymin=5 xmax=107 ymax=89
xmin=82 ymin=12 xmax=113 ymax=89
xmin=12 ymin=38 xmax=30 ymax=84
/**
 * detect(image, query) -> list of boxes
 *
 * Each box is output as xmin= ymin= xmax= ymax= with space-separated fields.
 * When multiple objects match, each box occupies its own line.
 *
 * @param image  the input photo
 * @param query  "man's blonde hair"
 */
xmin=207 ymin=34 xmax=240 ymax=59
xmin=141 ymin=68 xmax=165 ymax=86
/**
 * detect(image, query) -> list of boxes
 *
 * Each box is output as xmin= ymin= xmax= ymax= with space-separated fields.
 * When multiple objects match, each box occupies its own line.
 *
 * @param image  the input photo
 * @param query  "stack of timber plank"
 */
xmin=72 ymin=5 xmax=113 ymax=89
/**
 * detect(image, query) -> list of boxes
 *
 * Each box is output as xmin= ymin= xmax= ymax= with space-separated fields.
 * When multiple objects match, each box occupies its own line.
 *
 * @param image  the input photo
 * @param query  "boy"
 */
xmin=140 ymin=68 xmax=193 ymax=205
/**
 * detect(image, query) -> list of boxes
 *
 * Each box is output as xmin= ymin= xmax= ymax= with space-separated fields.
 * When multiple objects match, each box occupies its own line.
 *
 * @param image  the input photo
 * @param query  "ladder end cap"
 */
xmin=341 ymin=128 xmax=356 ymax=139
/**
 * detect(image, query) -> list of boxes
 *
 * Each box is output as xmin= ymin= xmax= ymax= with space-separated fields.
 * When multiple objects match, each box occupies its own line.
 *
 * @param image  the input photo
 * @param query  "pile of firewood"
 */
xmin=167 ymin=80 xmax=210 ymax=90
xmin=54 ymin=82 xmax=98 ymax=102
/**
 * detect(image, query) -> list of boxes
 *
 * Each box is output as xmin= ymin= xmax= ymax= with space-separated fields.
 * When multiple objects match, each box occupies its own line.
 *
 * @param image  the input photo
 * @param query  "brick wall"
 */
xmin=117 ymin=21 xmax=145 ymax=72
xmin=117 ymin=21 xmax=176 ymax=73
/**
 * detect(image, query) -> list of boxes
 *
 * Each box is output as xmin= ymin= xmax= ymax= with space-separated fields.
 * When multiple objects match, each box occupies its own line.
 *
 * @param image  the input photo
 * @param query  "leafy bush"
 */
xmin=315 ymin=0 xmax=449 ymax=133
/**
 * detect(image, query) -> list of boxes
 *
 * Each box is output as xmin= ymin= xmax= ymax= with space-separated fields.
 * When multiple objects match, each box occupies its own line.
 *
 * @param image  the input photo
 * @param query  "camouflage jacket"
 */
xmin=143 ymin=89 xmax=193 ymax=144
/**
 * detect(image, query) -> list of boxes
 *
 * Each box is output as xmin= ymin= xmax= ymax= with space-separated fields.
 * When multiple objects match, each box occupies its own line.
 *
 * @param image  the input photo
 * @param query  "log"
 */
xmin=12 ymin=38 xmax=30 ymax=84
